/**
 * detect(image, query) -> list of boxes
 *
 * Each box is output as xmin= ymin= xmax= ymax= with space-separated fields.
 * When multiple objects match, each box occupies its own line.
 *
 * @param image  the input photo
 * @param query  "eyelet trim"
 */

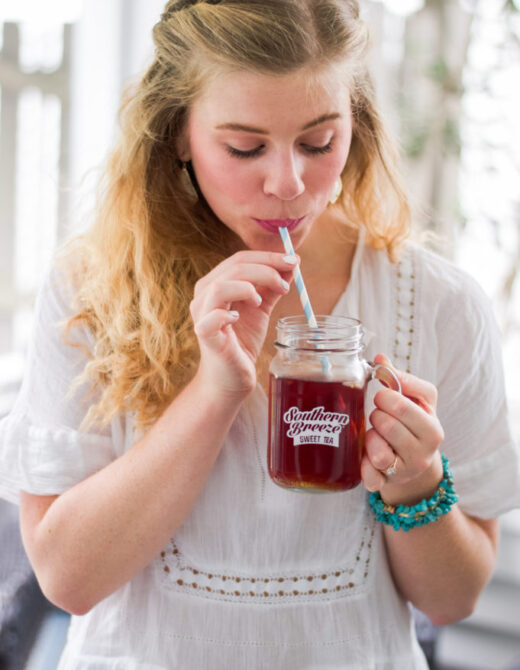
xmin=158 ymin=511 xmax=377 ymax=605
xmin=393 ymin=246 xmax=416 ymax=373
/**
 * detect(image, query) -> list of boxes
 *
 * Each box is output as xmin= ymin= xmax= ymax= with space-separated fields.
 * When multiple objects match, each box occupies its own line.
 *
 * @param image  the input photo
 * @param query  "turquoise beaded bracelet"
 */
xmin=369 ymin=454 xmax=459 ymax=532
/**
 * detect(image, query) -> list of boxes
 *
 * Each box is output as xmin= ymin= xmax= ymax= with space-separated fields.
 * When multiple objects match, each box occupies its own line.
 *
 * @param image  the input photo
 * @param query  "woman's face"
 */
xmin=180 ymin=66 xmax=353 ymax=252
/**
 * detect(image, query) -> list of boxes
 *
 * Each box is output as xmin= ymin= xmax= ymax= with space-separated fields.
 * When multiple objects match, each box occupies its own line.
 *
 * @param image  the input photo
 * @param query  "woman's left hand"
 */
xmin=361 ymin=353 xmax=445 ymax=505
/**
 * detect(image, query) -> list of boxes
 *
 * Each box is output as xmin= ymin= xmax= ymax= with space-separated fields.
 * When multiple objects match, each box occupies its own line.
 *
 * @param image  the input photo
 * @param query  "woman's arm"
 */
xmin=20 ymin=251 xmax=297 ymax=616
xmin=380 ymin=456 xmax=498 ymax=625
xmin=20 ymin=372 xmax=244 ymax=616
xmin=362 ymin=354 xmax=500 ymax=626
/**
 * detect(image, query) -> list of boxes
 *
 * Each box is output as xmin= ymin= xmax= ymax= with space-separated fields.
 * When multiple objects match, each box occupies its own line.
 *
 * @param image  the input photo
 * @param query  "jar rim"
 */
xmin=275 ymin=315 xmax=364 ymax=352
xmin=276 ymin=315 xmax=362 ymax=332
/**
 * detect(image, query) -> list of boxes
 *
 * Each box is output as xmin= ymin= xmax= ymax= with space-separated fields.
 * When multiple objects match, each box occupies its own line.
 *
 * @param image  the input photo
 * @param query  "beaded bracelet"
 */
xmin=368 ymin=454 xmax=459 ymax=532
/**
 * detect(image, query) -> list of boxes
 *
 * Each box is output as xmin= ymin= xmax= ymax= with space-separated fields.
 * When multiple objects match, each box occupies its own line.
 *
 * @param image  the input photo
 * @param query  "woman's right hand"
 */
xmin=190 ymin=251 xmax=299 ymax=398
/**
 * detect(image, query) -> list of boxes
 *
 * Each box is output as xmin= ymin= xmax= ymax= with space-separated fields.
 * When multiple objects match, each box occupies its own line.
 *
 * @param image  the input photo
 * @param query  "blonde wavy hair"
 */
xmin=59 ymin=0 xmax=411 ymax=433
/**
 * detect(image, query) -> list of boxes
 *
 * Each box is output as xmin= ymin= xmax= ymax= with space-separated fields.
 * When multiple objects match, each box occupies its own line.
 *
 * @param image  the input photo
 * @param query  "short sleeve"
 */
xmin=435 ymin=276 xmax=520 ymax=518
xmin=0 ymin=265 xmax=117 ymax=505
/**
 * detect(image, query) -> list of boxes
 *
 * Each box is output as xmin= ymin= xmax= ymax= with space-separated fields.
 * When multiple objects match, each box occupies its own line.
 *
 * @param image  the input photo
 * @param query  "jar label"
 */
xmin=283 ymin=406 xmax=350 ymax=448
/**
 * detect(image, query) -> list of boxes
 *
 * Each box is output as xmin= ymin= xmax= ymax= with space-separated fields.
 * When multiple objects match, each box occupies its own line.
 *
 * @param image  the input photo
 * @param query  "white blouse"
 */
xmin=1 ymin=237 xmax=518 ymax=670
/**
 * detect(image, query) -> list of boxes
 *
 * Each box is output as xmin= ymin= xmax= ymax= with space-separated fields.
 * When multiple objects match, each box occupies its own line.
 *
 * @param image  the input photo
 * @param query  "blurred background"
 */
xmin=0 ymin=0 xmax=519 ymax=668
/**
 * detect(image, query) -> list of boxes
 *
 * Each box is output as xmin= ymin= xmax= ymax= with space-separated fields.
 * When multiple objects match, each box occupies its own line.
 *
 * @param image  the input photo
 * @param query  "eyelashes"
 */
xmin=226 ymin=140 xmax=334 ymax=160
xmin=226 ymin=146 xmax=264 ymax=159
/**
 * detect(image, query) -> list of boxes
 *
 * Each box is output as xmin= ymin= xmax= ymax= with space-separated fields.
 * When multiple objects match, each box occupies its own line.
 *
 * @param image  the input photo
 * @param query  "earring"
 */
xmin=179 ymin=160 xmax=199 ymax=203
xmin=329 ymin=177 xmax=343 ymax=205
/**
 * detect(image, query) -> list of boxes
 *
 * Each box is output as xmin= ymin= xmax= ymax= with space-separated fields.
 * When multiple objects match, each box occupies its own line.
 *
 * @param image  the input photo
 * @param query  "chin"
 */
xmin=281 ymin=223 xmax=311 ymax=251
xmin=246 ymin=237 xmax=283 ymax=252
xmin=234 ymin=229 xmax=279 ymax=251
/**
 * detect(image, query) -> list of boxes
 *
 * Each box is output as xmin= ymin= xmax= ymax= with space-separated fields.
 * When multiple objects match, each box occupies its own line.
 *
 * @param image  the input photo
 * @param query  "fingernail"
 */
xmin=377 ymin=353 xmax=393 ymax=367
xmin=283 ymin=255 xmax=298 ymax=265
xmin=281 ymin=279 xmax=290 ymax=291
xmin=255 ymin=293 xmax=263 ymax=306
xmin=229 ymin=310 xmax=239 ymax=319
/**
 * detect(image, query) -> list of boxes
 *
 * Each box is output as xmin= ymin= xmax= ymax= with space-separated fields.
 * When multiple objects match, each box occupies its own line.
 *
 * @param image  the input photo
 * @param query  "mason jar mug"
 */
xmin=267 ymin=315 xmax=401 ymax=493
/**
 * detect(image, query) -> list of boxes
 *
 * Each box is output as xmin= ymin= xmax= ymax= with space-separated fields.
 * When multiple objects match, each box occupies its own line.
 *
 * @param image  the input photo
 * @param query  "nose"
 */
xmin=263 ymin=150 xmax=305 ymax=201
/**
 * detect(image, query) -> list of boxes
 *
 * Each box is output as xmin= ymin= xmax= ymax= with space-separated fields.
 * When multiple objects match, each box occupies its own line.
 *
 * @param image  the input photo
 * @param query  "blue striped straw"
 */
xmin=278 ymin=227 xmax=317 ymax=328
xmin=279 ymin=227 xmax=331 ymax=374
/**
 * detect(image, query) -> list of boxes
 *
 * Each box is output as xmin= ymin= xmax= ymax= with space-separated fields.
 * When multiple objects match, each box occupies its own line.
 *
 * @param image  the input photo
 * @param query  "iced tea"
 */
xmin=268 ymin=375 xmax=366 ymax=492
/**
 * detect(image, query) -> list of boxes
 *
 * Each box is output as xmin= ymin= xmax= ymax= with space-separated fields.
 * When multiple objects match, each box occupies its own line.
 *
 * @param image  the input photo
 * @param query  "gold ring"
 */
xmin=382 ymin=455 xmax=398 ymax=477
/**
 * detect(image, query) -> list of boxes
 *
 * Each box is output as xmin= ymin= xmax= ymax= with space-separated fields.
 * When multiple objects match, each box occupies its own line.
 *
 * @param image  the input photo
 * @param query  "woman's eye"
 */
xmin=225 ymin=139 xmax=334 ymax=160
xmin=302 ymin=139 xmax=334 ymax=155
xmin=226 ymin=145 xmax=264 ymax=159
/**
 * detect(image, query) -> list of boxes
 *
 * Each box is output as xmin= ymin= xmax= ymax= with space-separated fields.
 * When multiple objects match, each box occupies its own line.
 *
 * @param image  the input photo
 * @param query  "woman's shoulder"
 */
xmin=408 ymin=241 xmax=479 ymax=288
xmin=39 ymin=261 xmax=77 ymax=312
xmin=359 ymin=238 xmax=498 ymax=357
xmin=32 ymin=245 xmax=94 ymax=355
xmin=360 ymin=237 xmax=490 ymax=311
xmin=405 ymin=241 xmax=494 ymax=324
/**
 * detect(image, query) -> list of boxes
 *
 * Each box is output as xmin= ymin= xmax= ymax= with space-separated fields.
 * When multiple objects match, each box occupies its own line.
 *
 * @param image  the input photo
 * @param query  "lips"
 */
xmin=253 ymin=217 xmax=305 ymax=233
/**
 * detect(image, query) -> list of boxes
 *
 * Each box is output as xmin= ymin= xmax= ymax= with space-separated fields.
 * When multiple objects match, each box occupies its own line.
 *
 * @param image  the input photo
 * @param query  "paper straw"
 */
xmin=278 ymin=227 xmax=317 ymax=328
xmin=278 ymin=227 xmax=331 ymax=374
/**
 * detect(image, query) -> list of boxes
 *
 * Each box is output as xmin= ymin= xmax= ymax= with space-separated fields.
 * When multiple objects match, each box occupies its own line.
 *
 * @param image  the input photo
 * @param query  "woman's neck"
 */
xmin=297 ymin=208 xmax=358 ymax=282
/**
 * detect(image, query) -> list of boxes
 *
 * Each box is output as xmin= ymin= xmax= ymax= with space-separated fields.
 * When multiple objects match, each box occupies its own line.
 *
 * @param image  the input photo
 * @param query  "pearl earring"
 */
xmin=329 ymin=177 xmax=343 ymax=205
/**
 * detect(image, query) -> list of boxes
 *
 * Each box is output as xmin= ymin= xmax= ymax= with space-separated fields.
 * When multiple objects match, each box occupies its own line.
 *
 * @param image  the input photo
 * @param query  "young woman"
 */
xmin=1 ymin=1 xmax=518 ymax=668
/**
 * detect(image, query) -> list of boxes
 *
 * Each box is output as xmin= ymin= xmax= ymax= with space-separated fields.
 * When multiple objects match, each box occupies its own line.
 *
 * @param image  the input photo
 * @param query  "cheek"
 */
xmin=336 ymin=129 xmax=353 ymax=173
xmin=307 ymin=155 xmax=346 ymax=195
xmin=308 ymin=132 xmax=352 ymax=192
xmin=193 ymin=150 xmax=254 ymax=205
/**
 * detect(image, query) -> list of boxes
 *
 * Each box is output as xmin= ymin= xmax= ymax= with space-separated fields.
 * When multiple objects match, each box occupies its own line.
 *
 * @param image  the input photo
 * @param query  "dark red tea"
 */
xmin=268 ymin=375 xmax=366 ymax=492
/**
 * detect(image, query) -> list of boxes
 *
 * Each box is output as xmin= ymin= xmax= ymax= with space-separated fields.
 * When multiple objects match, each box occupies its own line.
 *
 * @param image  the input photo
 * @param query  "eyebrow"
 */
xmin=215 ymin=113 xmax=341 ymax=134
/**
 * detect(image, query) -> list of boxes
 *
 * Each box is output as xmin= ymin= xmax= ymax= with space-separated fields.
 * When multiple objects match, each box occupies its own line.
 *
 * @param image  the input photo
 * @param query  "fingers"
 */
xmin=195 ymin=262 xmax=292 ymax=299
xmin=361 ymin=429 xmax=393 ymax=492
xmin=192 ymin=254 xmax=298 ymax=320
xmin=372 ymin=389 xmax=444 ymax=448
xmin=197 ymin=279 xmax=266 ymax=314
xmin=193 ymin=309 xmax=240 ymax=352
xmin=368 ymin=393 xmax=443 ymax=478
xmin=362 ymin=354 xmax=445 ymax=491
xmin=195 ymin=252 xmax=299 ymax=297
xmin=190 ymin=252 xmax=300 ymax=396
xmin=194 ymin=308 xmax=239 ymax=339
xmin=373 ymin=353 xmax=437 ymax=412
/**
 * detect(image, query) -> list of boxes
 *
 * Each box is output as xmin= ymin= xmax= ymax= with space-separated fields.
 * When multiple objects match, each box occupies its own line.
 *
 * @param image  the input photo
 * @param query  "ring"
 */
xmin=381 ymin=455 xmax=398 ymax=477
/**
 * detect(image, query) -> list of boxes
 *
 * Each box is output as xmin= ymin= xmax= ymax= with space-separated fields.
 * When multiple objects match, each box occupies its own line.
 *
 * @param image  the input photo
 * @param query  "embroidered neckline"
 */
xmin=393 ymin=246 xmax=416 ymax=373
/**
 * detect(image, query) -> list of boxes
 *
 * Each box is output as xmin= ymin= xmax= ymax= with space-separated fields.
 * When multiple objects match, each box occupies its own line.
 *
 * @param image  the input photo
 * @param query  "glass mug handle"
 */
xmin=367 ymin=361 xmax=402 ymax=394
